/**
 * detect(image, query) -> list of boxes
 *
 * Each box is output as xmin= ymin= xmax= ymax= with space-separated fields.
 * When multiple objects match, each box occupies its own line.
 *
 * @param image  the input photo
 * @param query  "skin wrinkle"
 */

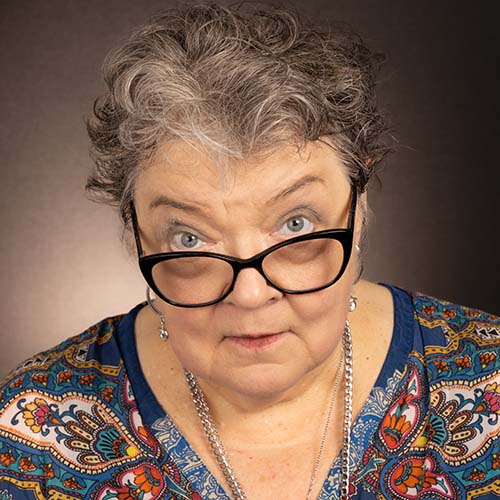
xmin=146 ymin=171 xmax=347 ymax=256
xmin=134 ymin=139 xmax=360 ymax=417
xmin=83 ymin=7 xmax=398 ymax=496
xmin=148 ymin=195 xmax=209 ymax=213
xmin=267 ymin=174 xmax=326 ymax=206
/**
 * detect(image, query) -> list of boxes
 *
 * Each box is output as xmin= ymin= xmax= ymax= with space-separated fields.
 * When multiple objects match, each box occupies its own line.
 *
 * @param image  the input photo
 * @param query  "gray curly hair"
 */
xmin=86 ymin=2 xmax=392 ymax=229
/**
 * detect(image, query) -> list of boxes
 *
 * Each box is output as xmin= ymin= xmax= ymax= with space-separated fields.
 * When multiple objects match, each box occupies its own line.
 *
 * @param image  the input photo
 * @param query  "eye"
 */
xmin=279 ymin=216 xmax=314 ymax=236
xmin=171 ymin=231 xmax=205 ymax=250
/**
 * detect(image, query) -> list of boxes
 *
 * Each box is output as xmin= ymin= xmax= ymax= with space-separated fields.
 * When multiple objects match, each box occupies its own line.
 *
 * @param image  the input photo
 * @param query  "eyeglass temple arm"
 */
xmin=346 ymin=185 xmax=358 ymax=230
xmin=129 ymin=202 xmax=145 ymax=257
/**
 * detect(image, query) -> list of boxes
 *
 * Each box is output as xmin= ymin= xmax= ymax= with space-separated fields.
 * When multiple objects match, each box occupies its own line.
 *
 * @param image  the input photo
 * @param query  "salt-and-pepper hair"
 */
xmin=86 ymin=2 xmax=393 ymax=230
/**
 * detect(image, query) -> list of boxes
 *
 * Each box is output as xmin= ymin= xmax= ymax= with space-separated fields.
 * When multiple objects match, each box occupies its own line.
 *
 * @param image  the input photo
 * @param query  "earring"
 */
xmin=158 ymin=316 xmax=169 ymax=342
xmin=349 ymin=295 xmax=357 ymax=312
xmin=146 ymin=286 xmax=169 ymax=341
xmin=355 ymin=244 xmax=361 ymax=254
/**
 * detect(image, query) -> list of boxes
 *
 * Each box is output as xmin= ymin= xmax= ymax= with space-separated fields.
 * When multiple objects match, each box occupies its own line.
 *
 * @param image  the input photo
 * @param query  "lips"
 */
xmin=231 ymin=332 xmax=281 ymax=338
xmin=225 ymin=331 xmax=286 ymax=349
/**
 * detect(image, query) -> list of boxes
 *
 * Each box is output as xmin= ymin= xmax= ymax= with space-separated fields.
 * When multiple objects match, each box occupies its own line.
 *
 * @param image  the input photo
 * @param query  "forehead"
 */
xmin=134 ymin=139 xmax=350 ymax=202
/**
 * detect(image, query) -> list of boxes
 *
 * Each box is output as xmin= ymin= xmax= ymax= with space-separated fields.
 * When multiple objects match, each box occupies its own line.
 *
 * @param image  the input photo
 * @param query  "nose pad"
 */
xmin=224 ymin=267 xmax=281 ymax=308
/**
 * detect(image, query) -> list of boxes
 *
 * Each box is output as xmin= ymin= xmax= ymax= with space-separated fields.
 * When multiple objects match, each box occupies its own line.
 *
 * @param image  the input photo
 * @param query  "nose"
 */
xmin=224 ymin=267 xmax=282 ymax=309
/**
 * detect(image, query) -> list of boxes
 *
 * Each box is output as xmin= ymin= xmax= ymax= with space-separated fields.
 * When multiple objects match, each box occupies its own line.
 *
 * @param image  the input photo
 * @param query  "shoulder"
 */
xmin=0 ymin=310 xmax=156 ymax=498
xmin=407 ymin=290 xmax=500 ymax=380
xmin=357 ymin=290 xmax=500 ymax=498
xmin=0 ymin=312 xmax=125 ymax=396
xmin=410 ymin=290 xmax=500 ymax=342
xmin=0 ymin=307 xmax=201 ymax=500
xmin=0 ymin=312 xmax=126 ymax=451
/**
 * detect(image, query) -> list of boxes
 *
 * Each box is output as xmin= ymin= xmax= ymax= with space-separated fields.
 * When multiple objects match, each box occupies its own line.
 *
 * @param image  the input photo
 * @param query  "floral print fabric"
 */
xmin=0 ymin=286 xmax=499 ymax=499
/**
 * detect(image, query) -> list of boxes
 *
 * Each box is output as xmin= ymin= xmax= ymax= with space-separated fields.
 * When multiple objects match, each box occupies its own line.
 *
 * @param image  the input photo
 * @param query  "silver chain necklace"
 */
xmin=184 ymin=320 xmax=353 ymax=500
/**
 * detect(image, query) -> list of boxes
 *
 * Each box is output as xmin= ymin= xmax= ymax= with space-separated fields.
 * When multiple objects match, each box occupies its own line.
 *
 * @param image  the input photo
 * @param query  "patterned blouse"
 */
xmin=0 ymin=285 xmax=499 ymax=499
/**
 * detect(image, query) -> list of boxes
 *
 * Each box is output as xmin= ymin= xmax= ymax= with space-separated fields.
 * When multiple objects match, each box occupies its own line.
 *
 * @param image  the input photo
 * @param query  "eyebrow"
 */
xmin=148 ymin=195 xmax=207 ymax=216
xmin=148 ymin=175 xmax=326 ymax=214
xmin=267 ymin=175 xmax=326 ymax=205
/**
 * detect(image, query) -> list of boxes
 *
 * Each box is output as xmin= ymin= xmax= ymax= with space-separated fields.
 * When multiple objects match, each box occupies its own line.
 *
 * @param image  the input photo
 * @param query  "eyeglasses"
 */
xmin=130 ymin=186 xmax=357 ymax=308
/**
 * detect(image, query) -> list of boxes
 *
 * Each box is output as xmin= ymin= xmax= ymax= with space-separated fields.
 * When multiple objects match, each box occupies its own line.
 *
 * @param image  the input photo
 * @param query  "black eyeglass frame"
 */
xmin=130 ymin=185 xmax=357 ymax=308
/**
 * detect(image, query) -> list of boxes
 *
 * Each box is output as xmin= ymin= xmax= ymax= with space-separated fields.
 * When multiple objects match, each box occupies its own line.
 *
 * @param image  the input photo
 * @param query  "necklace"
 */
xmin=184 ymin=320 xmax=353 ymax=500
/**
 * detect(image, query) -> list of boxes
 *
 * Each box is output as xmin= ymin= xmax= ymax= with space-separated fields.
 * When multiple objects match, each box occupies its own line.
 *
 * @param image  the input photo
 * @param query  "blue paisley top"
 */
xmin=0 ymin=285 xmax=499 ymax=499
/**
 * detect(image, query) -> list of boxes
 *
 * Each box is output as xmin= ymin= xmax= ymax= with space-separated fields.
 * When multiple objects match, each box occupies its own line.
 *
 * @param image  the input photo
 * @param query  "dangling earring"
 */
xmin=157 ymin=315 xmax=168 ymax=342
xmin=349 ymin=295 xmax=357 ymax=312
xmin=146 ymin=286 xmax=169 ymax=341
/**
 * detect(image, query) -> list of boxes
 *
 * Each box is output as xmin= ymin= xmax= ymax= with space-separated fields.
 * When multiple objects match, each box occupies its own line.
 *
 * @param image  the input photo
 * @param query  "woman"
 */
xmin=0 ymin=3 xmax=499 ymax=499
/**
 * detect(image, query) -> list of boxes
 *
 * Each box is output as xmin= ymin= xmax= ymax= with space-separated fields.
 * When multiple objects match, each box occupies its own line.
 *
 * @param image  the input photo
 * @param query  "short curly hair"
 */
xmin=86 ymin=2 xmax=392 ymax=229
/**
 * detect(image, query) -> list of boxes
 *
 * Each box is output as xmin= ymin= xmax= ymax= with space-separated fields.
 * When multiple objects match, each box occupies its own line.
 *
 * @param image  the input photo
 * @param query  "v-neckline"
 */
xmin=116 ymin=284 xmax=415 ymax=498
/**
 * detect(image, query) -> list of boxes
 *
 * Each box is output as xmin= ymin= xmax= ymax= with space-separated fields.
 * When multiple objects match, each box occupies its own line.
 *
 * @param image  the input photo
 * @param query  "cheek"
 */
xmin=285 ymin=261 xmax=354 ymax=354
xmin=289 ymin=256 xmax=354 ymax=322
xmin=160 ymin=305 xmax=219 ymax=369
xmin=156 ymin=251 xmax=357 ymax=375
xmin=291 ymin=284 xmax=350 ymax=331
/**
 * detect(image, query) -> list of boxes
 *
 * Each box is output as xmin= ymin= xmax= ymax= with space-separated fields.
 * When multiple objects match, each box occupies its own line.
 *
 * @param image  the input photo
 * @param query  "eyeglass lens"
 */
xmin=151 ymin=237 xmax=344 ymax=305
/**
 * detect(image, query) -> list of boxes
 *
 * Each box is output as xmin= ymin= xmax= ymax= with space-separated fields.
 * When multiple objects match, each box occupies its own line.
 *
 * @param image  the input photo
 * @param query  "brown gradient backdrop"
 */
xmin=1 ymin=1 xmax=499 ymax=378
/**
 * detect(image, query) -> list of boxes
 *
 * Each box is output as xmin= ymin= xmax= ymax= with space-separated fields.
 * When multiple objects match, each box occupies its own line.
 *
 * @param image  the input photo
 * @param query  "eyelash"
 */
xmin=278 ymin=214 xmax=315 ymax=236
xmin=164 ymin=222 xmax=206 ymax=251
xmin=163 ymin=209 xmax=321 ymax=250
xmin=277 ymin=206 xmax=322 ymax=234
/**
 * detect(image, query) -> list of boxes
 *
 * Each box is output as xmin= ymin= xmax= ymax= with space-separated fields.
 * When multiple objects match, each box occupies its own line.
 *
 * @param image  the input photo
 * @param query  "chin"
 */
xmin=218 ymin=363 xmax=311 ymax=402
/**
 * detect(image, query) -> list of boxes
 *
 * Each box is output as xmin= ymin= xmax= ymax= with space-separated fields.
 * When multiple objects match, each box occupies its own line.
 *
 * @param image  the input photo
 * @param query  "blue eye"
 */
xmin=280 ymin=216 xmax=314 ymax=235
xmin=172 ymin=231 xmax=204 ymax=250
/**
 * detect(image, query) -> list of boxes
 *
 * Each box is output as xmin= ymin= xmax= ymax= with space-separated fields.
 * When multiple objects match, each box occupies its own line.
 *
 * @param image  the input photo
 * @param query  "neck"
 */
xmin=192 ymin=342 xmax=344 ymax=447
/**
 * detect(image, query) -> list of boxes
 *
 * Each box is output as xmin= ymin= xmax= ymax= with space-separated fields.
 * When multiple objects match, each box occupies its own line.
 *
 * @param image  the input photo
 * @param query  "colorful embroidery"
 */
xmin=0 ymin=289 xmax=499 ymax=499
xmin=93 ymin=461 xmax=202 ymax=500
xmin=378 ymin=361 xmax=427 ymax=454
xmin=354 ymin=292 xmax=500 ymax=499
xmin=414 ymin=292 xmax=500 ymax=340
xmin=384 ymin=452 xmax=460 ymax=499
xmin=0 ymin=316 xmax=204 ymax=499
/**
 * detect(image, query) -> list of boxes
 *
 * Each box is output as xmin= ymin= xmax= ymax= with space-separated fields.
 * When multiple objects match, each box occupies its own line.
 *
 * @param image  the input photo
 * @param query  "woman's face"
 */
xmin=134 ymin=139 xmax=362 ymax=401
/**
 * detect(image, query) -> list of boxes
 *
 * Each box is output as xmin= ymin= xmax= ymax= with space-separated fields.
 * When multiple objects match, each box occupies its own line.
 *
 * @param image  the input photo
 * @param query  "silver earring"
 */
xmin=355 ymin=244 xmax=361 ymax=253
xmin=349 ymin=295 xmax=357 ymax=312
xmin=158 ymin=316 xmax=169 ymax=342
xmin=146 ymin=286 xmax=169 ymax=341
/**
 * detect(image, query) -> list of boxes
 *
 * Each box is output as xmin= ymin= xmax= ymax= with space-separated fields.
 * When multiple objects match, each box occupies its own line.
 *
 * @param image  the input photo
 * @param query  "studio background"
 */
xmin=1 ymin=1 xmax=499 ymax=379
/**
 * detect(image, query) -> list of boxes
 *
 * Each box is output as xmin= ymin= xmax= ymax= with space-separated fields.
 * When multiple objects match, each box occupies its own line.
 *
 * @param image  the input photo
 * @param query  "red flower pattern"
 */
xmin=477 ymin=383 xmax=500 ymax=414
xmin=64 ymin=476 xmax=84 ymax=490
xmin=100 ymin=386 xmax=114 ymax=401
xmin=32 ymin=373 xmax=49 ymax=386
xmin=57 ymin=370 xmax=73 ymax=383
xmin=466 ymin=468 xmax=485 ymax=482
xmin=479 ymin=352 xmax=497 ymax=369
xmin=0 ymin=451 xmax=15 ymax=467
xmin=79 ymin=374 xmax=95 ymax=386
xmin=134 ymin=464 xmax=163 ymax=495
xmin=19 ymin=456 xmax=36 ymax=471
xmin=434 ymin=360 xmax=450 ymax=372
xmin=455 ymin=356 xmax=471 ymax=369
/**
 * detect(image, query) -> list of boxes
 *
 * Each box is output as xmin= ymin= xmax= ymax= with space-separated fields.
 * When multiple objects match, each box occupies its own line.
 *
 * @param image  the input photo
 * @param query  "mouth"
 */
xmin=225 ymin=332 xmax=287 ymax=350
